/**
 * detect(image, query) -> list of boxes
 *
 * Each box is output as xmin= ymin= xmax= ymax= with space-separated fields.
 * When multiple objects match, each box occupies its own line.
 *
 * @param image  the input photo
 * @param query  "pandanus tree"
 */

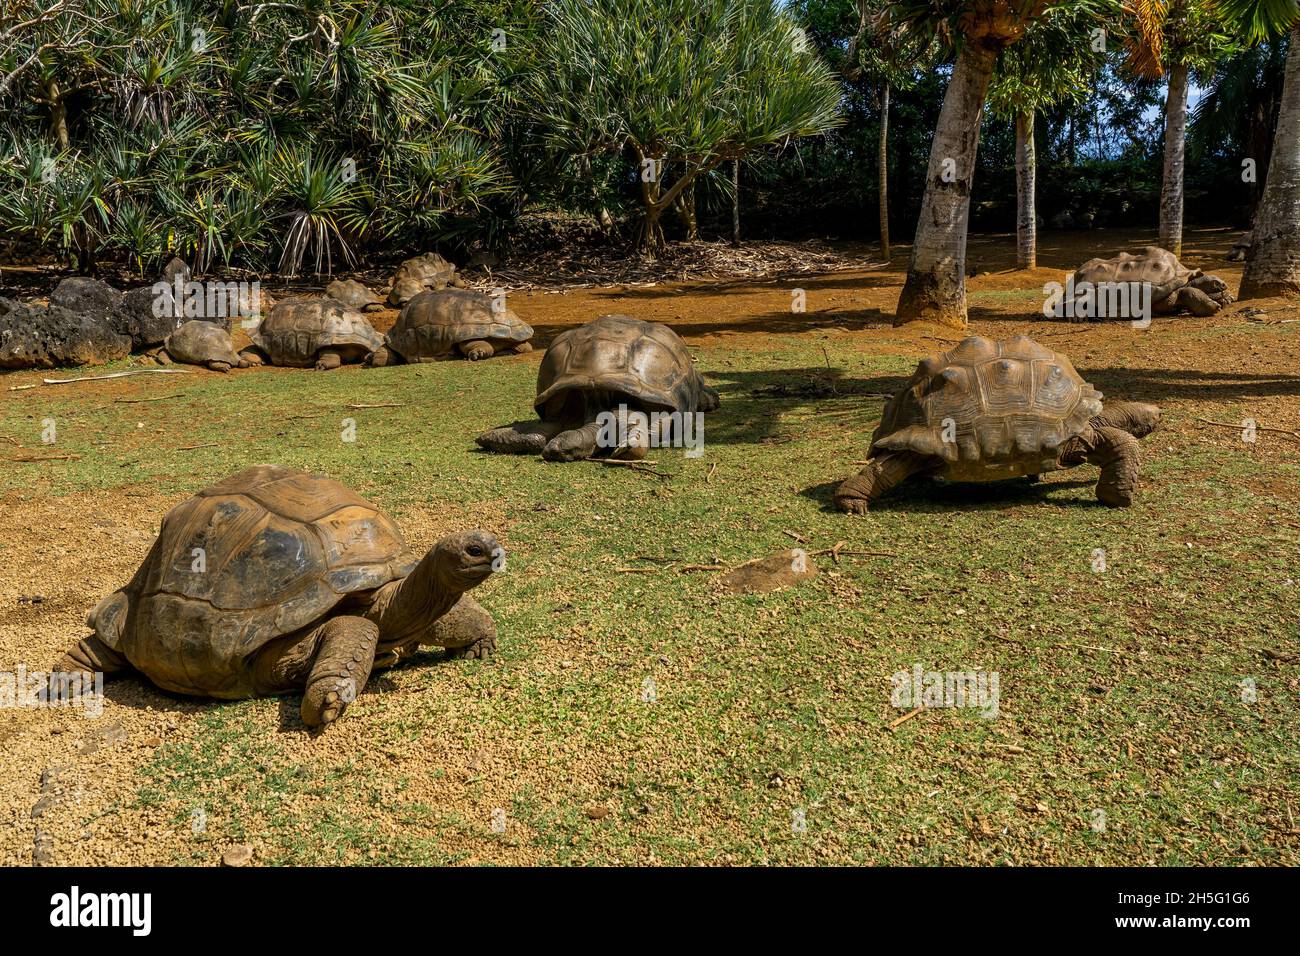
xmin=523 ymin=0 xmax=843 ymax=255
xmin=988 ymin=3 xmax=1103 ymax=269
xmin=891 ymin=1 xmax=1066 ymax=328
xmin=1219 ymin=0 xmax=1300 ymax=297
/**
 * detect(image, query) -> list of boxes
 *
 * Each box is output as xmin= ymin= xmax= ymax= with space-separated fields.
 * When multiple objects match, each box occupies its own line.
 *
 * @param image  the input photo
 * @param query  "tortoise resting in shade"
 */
xmin=833 ymin=336 xmax=1160 ymax=512
xmin=53 ymin=465 xmax=503 ymax=728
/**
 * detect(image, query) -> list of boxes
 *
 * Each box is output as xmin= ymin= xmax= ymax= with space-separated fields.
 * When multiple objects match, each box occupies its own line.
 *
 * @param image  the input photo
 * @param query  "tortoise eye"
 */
xmin=466 ymin=544 xmax=484 ymax=558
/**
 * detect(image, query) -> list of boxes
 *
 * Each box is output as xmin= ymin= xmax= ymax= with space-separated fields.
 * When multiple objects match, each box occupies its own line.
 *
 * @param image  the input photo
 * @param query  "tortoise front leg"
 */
xmin=458 ymin=340 xmax=494 ymax=361
xmin=477 ymin=419 xmax=565 ymax=455
xmin=238 ymin=346 xmax=267 ymax=367
xmin=427 ymin=594 xmax=497 ymax=660
xmin=1059 ymin=424 xmax=1141 ymax=507
xmin=833 ymin=451 xmax=933 ymax=513
xmin=542 ymin=422 xmax=601 ymax=461
xmin=300 ymin=616 xmax=379 ymax=728
xmin=1171 ymin=286 xmax=1223 ymax=317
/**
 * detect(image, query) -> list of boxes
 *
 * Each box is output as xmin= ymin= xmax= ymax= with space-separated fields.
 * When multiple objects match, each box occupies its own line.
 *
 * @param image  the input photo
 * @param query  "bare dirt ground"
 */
xmin=1 ymin=226 xmax=1296 ymax=866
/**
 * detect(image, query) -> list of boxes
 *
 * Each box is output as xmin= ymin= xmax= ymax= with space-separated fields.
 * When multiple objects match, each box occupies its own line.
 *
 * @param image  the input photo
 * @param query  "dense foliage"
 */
xmin=0 ymin=0 xmax=1288 ymax=273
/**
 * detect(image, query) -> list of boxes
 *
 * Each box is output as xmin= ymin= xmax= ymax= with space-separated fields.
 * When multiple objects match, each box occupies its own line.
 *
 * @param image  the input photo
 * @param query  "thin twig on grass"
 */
xmin=886 ymin=707 xmax=924 ymax=731
xmin=1196 ymin=417 xmax=1300 ymax=444
xmin=43 ymin=369 xmax=192 ymax=384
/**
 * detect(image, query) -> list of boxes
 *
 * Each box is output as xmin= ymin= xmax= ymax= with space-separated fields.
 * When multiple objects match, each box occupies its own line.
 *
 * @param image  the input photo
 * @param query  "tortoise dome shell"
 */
xmin=872 ymin=335 xmax=1102 ymax=480
xmin=92 ymin=465 xmax=415 ymax=697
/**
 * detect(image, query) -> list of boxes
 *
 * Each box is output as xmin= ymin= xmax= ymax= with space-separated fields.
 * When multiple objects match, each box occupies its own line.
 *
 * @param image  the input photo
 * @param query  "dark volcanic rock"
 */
xmin=117 ymin=285 xmax=187 ymax=348
xmin=0 ymin=303 xmax=131 ymax=369
xmin=48 ymin=277 xmax=124 ymax=315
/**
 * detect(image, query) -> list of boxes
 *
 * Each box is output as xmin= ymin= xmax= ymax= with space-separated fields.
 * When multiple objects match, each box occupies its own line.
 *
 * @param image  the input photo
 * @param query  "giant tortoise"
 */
xmin=477 ymin=314 xmax=720 ymax=461
xmin=54 ymin=465 xmax=503 ymax=728
xmin=239 ymin=298 xmax=383 ymax=370
xmin=833 ymin=335 xmax=1160 ymax=511
xmin=369 ymin=289 xmax=533 ymax=364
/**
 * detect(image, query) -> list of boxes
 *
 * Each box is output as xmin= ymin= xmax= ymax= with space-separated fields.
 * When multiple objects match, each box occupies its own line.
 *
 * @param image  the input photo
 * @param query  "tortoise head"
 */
xmin=431 ymin=530 xmax=503 ymax=593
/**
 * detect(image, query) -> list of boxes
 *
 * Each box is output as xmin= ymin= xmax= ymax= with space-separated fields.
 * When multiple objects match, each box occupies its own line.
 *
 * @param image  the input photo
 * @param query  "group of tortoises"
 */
xmin=152 ymin=253 xmax=536 ymax=373
xmin=48 ymin=247 xmax=1200 ymax=729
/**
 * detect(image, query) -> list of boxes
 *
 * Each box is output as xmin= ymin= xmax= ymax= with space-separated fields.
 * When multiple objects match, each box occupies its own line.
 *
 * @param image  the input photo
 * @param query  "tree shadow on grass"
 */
xmin=1078 ymin=367 xmax=1300 ymax=403
xmin=701 ymin=365 xmax=909 ymax=448
xmin=800 ymin=475 xmax=1104 ymax=514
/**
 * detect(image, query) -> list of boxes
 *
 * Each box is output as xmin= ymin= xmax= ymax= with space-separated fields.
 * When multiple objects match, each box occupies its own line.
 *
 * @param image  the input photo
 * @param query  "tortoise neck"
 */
xmin=368 ymin=551 xmax=457 ymax=648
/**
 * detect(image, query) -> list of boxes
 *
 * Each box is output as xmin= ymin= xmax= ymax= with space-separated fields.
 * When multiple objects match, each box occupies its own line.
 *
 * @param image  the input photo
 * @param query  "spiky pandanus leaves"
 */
xmin=1 ymin=0 xmax=523 ymax=274
xmin=524 ymin=0 xmax=843 ymax=254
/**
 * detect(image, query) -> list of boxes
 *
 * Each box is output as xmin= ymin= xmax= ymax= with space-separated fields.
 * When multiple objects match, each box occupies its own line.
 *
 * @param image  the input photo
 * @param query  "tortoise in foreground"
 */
xmin=152 ymin=320 xmax=248 ymax=372
xmin=477 ymin=314 xmax=720 ymax=461
xmin=239 ymin=298 xmax=383 ymax=370
xmin=1070 ymin=246 xmax=1233 ymax=318
xmin=833 ymin=335 xmax=1160 ymax=512
xmin=369 ymin=289 xmax=533 ymax=364
xmin=54 ymin=465 xmax=502 ymax=728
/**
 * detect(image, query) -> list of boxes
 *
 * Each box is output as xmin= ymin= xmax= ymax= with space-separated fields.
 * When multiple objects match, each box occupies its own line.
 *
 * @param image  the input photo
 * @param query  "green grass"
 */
xmin=4 ymin=335 xmax=1296 ymax=865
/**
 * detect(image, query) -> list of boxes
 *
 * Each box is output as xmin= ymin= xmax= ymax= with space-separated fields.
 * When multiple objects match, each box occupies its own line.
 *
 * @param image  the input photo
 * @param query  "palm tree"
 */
xmin=988 ymin=3 xmax=1103 ymax=269
xmin=837 ymin=1 xmax=936 ymax=261
xmin=1219 ymin=0 xmax=1300 ymax=296
xmin=1117 ymin=1 xmax=1235 ymax=258
xmin=892 ymin=0 xmax=1061 ymax=328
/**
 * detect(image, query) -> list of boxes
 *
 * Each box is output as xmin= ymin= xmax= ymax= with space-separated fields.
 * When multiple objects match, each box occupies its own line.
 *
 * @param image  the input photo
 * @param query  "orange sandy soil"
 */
xmin=0 ymin=226 xmax=1296 ymax=866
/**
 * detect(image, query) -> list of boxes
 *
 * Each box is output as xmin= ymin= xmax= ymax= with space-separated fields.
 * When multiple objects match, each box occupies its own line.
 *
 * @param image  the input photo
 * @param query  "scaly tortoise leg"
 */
xmin=314 ymin=350 xmax=344 ymax=371
xmin=300 ymin=615 xmax=379 ymax=728
xmin=542 ymin=420 xmax=601 ymax=462
xmin=459 ymin=340 xmax=494 ymax=361
xmin=429 ymin=594 xmax=497 ymax=660
xmin=833 ymin=451 xmax=934 ymax=513
xmin=54 ymin=634 xmax=131 ymax=680
xmin=477 ymin=419 xmax=566 ymax=455
xmin=1059 ymin=424 xmax=1141 ymax=507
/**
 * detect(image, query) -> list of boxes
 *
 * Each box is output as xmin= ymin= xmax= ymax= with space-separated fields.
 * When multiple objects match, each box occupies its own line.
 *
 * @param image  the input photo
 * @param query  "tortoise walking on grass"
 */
xmin=477 ymin=314 xmax=720 ymax=461
xmin=239 ymin=298 xmax=383 ymax=370
xmin=1070 ymin=246 xmax=1234 ymax=318
xmin=54 ymin=465 xmax=503 ymax=728
xmin=833 ymin=336 xmax=1160 ymax=511
xmin=369 ymin=289 xmax=534 ymax=364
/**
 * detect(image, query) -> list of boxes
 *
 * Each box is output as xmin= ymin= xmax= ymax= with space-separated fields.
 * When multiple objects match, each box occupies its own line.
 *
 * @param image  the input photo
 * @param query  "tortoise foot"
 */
xmin=445 ymin=633 xmax=496 ymax=660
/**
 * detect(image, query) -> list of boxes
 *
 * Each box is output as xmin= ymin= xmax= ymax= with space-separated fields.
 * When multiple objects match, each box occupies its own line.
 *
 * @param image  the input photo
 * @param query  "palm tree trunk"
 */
xmin=1015 ymin=110 xmax=1037 ymax=270
xmin=878 ymin=82 xmax=891 ymax=261
xmin=1159 ymin=62 xmax=1189 ymax=257
xmin=1241 ymin=24 xmax=1300 ymax=299
xmin=895 ymin=42 xmax=998 ymax=328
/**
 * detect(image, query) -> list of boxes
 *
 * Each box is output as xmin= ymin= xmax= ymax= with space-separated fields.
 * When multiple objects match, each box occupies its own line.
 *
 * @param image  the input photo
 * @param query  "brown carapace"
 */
xmin=54 ymin=465 xmax=502 ymax=728
xmin=834 ymin=335 xmax=1160 ymax=512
